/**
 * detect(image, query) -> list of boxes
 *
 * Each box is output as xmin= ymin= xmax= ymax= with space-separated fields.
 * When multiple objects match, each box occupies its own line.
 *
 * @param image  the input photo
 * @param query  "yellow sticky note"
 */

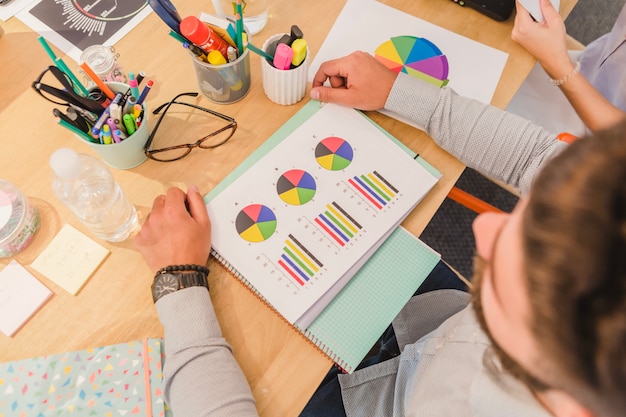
xmin=32 ymin=224 xmax=109 ymax=295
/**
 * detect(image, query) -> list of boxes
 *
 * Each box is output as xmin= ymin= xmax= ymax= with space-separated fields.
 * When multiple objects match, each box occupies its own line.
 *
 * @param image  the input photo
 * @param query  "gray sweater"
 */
xmin=155 ymin=72 xmax=568 ymax=416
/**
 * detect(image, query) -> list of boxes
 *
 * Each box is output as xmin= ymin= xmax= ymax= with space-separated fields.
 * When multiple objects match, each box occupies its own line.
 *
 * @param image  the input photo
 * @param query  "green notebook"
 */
xmin=205 ymin=100 xmax=441 ymax=372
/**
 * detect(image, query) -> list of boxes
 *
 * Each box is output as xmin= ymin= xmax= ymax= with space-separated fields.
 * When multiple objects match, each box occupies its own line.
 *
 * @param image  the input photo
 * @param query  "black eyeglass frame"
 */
xmin=144 ymin=92 xmax=238 ymax=162
xmin=31 ymin=66 xmax=107 ymax=114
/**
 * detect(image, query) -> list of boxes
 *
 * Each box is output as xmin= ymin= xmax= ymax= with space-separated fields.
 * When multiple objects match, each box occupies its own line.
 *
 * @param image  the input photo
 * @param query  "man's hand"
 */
xmin=512 ymin=0 xmax=574 ymax=79
xmin=309 ymin=51 xmax=398 ymax=111
xmin=135 ymin=186 xmax=212 ymax=273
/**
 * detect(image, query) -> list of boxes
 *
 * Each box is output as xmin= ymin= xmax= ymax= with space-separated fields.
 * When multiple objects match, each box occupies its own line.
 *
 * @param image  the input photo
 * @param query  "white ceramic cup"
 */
xmin=261 ymin=33 xmax=310 ymax=106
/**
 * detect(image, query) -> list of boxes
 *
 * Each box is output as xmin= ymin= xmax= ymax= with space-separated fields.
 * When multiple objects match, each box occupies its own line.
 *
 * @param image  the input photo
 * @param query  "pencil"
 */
xmin=235 ymin=0 xmax=244 ymax=54
xmin=56 ymin=117 xmax=99 ymax=143
xmin=80 ymin=62 xmax=116 ymax=99
xmin=38 ymin=36 xmax=89 ymax=96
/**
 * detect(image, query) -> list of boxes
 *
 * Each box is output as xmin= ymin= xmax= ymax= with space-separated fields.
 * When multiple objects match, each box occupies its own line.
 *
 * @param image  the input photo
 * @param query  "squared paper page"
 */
xmin=0 ymin=260 xmax=52 ymax=337
xmin=305 ymin=226 xmax=441 ymax=372
xmin=308 ymin=0 xmax=509 ymax=124
xmin=207 ymin=103 xmax=439 ymax=325
xmin=31 ymin=224 xmax=109 ymax=295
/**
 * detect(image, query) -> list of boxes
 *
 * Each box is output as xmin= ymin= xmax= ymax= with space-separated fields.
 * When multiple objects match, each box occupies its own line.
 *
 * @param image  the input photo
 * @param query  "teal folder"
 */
xmin=205 ymin=100 xmax=441 ymax=373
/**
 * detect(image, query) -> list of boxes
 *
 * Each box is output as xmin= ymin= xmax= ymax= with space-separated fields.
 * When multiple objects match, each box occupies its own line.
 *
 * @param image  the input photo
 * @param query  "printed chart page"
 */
xmin=207 ymin=103 xmax=439 ymax=326
xmin=309 ymin=0 xmax=508 ymax=129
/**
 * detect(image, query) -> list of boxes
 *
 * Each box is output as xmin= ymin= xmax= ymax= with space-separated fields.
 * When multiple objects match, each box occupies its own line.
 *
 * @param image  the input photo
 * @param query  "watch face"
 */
xmin=153 ymin=273 xmax=180 ymax=301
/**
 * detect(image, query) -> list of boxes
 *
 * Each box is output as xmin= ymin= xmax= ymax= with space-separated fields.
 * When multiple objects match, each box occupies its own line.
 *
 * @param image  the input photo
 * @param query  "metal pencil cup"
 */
xmin=188 ymin=46 xmax=251 ymax=104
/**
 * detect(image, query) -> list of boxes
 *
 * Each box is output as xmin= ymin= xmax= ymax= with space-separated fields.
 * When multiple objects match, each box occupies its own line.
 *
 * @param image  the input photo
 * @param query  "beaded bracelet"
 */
xmin=155 ymin=264 xmax=210 ymax=277
xmin=549 ymin=61 xmax=581 ymax=87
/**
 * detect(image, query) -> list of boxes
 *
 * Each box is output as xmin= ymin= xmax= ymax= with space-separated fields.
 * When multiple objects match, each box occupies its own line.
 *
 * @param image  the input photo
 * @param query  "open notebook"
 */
xmin=205 ymin=101 xmax=442 ymax=372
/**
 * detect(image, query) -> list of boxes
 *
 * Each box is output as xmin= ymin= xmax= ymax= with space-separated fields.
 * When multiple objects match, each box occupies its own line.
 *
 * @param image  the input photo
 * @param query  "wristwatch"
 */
xmin=151 ymin=271 xmax=208 ymax=302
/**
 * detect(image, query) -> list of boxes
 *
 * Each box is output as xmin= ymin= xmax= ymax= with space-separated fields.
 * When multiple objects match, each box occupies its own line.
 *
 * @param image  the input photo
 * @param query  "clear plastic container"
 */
xmin=49 ymin=148 xmax=138 ymax=242
xmin=0 ymin=181 xmax=41 ymax=257
xmin=80 ymin=44 xmax=127 ymax=83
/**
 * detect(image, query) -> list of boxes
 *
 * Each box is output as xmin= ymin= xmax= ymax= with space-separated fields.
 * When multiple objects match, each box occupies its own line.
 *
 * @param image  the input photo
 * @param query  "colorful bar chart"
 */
xmin=277 ymin=234 xmax=324 ymax=286
xmin=348 ymin=171 xmax=398 ymax=210
xmin=313 ymin=202 xmax=363 ymax=247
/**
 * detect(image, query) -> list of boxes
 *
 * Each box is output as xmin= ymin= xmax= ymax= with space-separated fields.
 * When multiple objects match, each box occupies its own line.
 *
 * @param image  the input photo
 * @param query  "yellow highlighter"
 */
xmin=291 ymin=38 xmax=308 ymax=67
xmin=207 ymin=50 xmax=243 ymax=91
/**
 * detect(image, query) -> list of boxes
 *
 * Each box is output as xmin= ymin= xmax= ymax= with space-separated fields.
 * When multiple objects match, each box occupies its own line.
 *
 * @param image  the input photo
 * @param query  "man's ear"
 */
xmin=535 ymin=389 xmax=594 ymax=417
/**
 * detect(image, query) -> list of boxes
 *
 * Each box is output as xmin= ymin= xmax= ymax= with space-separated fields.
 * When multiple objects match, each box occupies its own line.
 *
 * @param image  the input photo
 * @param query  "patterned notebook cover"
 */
xmin=0 ymin=338 xmax=171 ymax=417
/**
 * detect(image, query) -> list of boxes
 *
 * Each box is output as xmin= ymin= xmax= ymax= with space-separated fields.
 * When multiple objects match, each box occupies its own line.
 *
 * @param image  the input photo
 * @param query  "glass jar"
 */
xmin=80 ymin=44 xmax=127 ymax=84
xmin=0 ymin=181 xmax=41 ymax=257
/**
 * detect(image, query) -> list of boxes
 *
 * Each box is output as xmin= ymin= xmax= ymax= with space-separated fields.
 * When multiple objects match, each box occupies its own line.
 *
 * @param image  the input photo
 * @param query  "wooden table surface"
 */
xmin=0 ymin=0 xmax=576 ymax=415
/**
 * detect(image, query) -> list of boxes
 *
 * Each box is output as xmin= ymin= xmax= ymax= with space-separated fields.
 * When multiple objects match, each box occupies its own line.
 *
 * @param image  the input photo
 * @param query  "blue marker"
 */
xmin=136 ymin=80 xmax=153 ymax=105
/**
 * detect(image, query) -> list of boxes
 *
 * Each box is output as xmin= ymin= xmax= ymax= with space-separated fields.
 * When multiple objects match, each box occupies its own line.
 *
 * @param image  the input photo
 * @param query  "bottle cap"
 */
xmin=50 ymin=148 xmax=82 ymax=180
xmin=180 ymin=16 xmax=208 ymax=45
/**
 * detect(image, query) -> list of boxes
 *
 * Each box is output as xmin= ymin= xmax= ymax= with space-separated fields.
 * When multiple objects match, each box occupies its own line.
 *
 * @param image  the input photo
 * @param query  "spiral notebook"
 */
xmin=205 ymin=101 xmax=442 ymax=372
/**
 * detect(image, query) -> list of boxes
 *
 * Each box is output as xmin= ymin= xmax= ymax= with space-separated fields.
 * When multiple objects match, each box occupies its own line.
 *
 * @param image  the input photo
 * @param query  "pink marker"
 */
xmin=273 ymin=43 xmax=294 ymax=70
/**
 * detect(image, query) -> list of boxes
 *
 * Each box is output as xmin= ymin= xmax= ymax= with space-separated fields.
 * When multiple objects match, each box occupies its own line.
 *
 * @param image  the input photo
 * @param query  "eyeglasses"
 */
xmin=144 ymin=92 xmax=237 ymax=162
xmin=31 ymin=66 xmax=107 ymax=115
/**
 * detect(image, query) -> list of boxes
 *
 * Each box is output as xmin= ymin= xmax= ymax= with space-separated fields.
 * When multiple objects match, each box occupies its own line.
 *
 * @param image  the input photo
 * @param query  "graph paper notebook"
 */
xmin=205 ymin=101 xmax=441 ymax=372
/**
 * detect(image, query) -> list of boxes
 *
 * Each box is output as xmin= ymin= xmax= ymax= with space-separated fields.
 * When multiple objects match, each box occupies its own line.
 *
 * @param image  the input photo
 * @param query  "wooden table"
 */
xmin=0 ymin=0 xmax=576 ymax=415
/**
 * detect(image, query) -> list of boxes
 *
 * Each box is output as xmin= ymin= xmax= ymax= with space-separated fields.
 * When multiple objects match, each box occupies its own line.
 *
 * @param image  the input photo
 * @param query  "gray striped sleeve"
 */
xmin=385 ymin=73 xmax=568 ymax=195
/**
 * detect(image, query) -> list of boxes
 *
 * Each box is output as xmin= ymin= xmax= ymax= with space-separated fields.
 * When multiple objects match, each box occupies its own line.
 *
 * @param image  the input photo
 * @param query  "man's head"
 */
xmin=471 ymin=119 xmax=626 ymax=417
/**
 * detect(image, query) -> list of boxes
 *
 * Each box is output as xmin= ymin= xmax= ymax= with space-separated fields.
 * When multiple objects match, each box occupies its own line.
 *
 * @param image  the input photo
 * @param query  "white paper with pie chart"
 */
xmin=374 ymin=36 xmax=449 ymax=88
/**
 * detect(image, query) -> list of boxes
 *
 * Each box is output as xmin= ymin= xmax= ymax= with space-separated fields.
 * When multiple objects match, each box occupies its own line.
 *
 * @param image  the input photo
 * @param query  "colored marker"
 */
xmin=132 ymin=104 xmax=142 ymax=119
xmin=80 ymin=62 xmax=115 ymax=99
xmin=92 ymin=107 xmax=111 ymax=137
xmin=128 ymin=72 xmax=139 ymax=99
xmin=136 ymin=71 xmax=146 ymax=85
xmin=136 ymin=80 xmax=153 ymax=105
xmin=123 ymin=113 xmax=137 ymax=135
xmin=100 ymin=124 xmax=113 ymax=144
xmin=114 ymin=129 xmax=128 ymax=140
xmin=291 ymin=38 xmax=308 ymax=67
xmin=123 ymin=96 xmax=137 ymax=115
xmin=273 ymin=43 xmax=294 ymax=70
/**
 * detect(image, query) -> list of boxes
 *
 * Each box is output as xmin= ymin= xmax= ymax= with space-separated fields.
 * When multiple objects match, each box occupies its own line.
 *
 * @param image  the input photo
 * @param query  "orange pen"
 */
xmin=79 ymin=62 xmax=116 ymax=99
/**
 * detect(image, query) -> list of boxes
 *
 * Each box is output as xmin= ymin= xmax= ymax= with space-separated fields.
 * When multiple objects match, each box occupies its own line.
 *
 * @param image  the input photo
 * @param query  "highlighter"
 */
xmin=207 ymin=50 xmax=243 ymax=91
xmin=291 ymin=39 xmax=307 ymax=67
xmin=123 ymin=114 xmax=137 ymax=135
xmin=273 ymin=43 xmax=294 ymax=70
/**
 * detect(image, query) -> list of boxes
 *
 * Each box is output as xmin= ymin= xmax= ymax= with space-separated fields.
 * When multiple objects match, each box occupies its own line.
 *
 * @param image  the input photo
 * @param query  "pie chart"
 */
xmin=236 ymin=204 xmax=277 ymax=242
xmin=374 ymin=36 xmax=449 ymax=88
xmin=277 ymin=169 xmax=316 ymax=205
xmin=315 ymin=136 xmax=353 ymax=171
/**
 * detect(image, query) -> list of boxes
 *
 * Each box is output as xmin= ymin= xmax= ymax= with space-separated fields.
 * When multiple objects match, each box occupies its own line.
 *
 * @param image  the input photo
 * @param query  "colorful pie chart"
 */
xmin=315 ymin=137 xmax=353 ymax=171
xmin=236 ymin=204 xmax=277 ymax=242
xmin=277 ymin=169 xmax=316 ymax=205
xmin=374 ymin=36 xmax=449 ymax=88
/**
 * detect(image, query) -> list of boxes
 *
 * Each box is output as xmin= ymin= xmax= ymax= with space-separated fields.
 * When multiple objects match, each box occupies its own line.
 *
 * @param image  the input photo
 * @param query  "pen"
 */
xmin=80 ymin=62 xmax=116 ymax=99
xmin=136 ymin=80 xmax=153 ymax=105
xmin=136 ymin=71 xmax=146 ymax=85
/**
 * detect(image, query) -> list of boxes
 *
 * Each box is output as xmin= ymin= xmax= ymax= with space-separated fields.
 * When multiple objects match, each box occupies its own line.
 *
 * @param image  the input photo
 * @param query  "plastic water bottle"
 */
xmin=49 ymin=148 xmax=138 ymax=242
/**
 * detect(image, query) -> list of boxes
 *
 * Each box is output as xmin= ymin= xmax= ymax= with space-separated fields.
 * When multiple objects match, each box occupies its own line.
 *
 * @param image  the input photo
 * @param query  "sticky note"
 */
xmin=0 ymin=260 xmax=53 ymax=336
xmin=31 ymin=224 xmax=109 ymax=295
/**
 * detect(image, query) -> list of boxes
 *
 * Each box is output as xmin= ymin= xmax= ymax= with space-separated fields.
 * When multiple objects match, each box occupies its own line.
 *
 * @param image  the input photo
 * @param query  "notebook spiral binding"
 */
xmin=210 ymin=248 xmax=350 ymax=373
